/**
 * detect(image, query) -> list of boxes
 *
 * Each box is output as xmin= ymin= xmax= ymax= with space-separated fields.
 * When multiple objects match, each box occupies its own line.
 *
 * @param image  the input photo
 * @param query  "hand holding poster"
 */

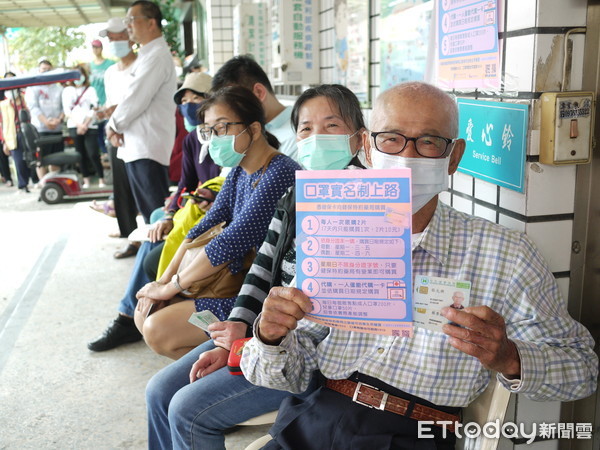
xmin=296 ymin=169 xmax=414 ymax=337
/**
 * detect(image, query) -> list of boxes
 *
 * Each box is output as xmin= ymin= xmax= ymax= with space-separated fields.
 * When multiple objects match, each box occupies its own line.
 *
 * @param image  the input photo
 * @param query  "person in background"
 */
xmin=89 ymin=39 xmax=115 ymax=155
xmin=62 ymin=64 xmax=105 ymax=189
xmin=211 ymin=55 xmax=297 ymax=161
xmin=241 ymin=82 xmax=599 ymax=449
xmin=106 ymin=0 xmax=176 ymax=224
xmin=25 ymin=59 xmax=64 ymax=181
xmin=95 ymin=17 xmax=140 ymax=256
xmin=87 ymin=72 xmax=220 ymax=353
xmin=145 ymin=84 xmax=366 ymax=449
xmin=0 ymin=72 xmax=31 ymax=191
xmin=134 ymin=85 xmax=301 ymax=360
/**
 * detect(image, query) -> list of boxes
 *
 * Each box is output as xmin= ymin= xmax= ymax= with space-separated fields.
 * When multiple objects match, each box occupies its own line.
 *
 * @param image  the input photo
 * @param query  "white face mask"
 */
xmin=371 ymin=151 xmax=450 ymax=213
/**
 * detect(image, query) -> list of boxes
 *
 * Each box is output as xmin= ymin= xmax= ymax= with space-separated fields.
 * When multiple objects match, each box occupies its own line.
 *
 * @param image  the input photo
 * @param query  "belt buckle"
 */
xmin=352 ymin=381 xmax=389 ymax=411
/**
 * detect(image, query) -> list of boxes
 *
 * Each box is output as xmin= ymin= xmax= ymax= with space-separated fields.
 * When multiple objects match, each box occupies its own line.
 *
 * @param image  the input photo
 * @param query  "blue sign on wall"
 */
xmin=457 ymin=99 xmax=529 ymax=192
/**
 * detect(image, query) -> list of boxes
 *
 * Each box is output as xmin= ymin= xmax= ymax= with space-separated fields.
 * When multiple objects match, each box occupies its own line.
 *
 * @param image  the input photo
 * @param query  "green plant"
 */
xmin=9 ymin=27 xmax=85 ymax=70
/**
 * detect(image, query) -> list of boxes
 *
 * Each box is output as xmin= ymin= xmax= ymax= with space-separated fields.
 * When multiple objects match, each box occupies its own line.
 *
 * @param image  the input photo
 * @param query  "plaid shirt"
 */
xmin=241 ymin=202 xmax=598 ymax=406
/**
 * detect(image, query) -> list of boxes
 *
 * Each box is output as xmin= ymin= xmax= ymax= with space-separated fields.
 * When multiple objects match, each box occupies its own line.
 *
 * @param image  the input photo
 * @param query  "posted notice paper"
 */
xmin=296 ymin=169 xmax=414 ymax=337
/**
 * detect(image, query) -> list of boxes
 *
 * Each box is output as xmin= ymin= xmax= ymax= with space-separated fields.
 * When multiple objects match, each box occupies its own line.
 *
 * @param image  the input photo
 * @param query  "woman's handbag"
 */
xmin=177 ymin=222 xmax=256 ymax=299
xmin=134 ymin=222 xmax=255 ymax=332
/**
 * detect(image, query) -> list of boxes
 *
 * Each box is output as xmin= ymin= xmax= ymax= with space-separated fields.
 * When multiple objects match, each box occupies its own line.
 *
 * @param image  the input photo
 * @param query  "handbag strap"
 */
xmin=252 ymin=151 xmax=282 ymax=188
xmin=72 ymin=86 xmax=89 ymax=108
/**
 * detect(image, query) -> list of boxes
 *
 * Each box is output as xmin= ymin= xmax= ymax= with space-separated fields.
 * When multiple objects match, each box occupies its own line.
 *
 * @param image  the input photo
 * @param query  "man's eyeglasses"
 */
xmin=123 ymin=15 xmax=148 ymax=25
xmin=370 ymin=131 xmax=455 ymax=158
xmin=198 ymin=122 xmax=245 ymax=143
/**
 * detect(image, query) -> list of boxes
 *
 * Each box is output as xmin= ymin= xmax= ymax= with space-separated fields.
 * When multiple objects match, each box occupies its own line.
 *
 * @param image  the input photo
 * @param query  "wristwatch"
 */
xmin=171 ymin=273 xmax=187 ymax=293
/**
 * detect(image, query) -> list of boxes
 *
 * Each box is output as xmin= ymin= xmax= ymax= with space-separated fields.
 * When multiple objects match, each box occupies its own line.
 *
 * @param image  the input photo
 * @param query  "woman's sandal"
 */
xmin=90 ymin=200 xmax=116 ymax=218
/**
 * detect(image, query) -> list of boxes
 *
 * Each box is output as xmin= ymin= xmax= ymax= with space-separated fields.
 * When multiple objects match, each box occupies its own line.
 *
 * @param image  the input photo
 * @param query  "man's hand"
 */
xmin=258 ymin=287 xmax=313 ymax=345
xmin=148 ymin=220 xmax=174 ymax=243
xmin=189 ymin=347 xmax=229 ymax=382
xmin=208 ymin=321 xmax=248 ymax=350
xmin=106 ymin=126 xmax=124 ymax=147
xmin=442 ymin=306 xmax=521 ymax=378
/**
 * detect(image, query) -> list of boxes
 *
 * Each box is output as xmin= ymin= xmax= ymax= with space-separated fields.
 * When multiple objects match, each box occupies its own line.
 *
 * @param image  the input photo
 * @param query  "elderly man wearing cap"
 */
xmin=105 ymin=0 xmax=177 ymax=224
xmin=88 ymin=71 xmax=221 ymax=353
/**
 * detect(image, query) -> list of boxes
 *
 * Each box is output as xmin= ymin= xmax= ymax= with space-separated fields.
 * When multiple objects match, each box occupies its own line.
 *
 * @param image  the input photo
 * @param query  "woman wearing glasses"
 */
xmin=134 ymin=85 xmax=300 ymax=360
xmin=145 ymin=84 xmax=366 ymax=450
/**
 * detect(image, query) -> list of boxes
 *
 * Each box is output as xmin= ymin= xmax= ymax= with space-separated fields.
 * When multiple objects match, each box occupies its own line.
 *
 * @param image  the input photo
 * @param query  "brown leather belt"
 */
xmin=326 ymin=379 xmax=460 ymax=433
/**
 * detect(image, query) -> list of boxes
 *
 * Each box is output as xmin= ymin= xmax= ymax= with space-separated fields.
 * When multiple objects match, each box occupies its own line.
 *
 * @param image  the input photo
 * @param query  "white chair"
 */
xmin=237 ymin=410 xmax=278 ymax=427
xmin=458 ymin=377 xmax=512 ymax=450
xmin=244 ymin=378 xmax=512 ymax=450
xmin=239 ymin=410 xmax=277 ymax=450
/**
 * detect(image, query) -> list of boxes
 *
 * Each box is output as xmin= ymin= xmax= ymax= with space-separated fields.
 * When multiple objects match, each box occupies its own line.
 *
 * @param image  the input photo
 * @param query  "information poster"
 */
xmin=233 ymin=3 xmax=270 ymax=69
xmin=457 ymin=98 xmax=528 ymax=192
xmin=334 ymin=0 xmax=370 ymax=104
xmin=296 ymin=169 xmax=414 ymax=337
xmin=380 ymin=0 xmax=433 ymax=91
xmin=437 ymin=0 xmax=501 ymax=89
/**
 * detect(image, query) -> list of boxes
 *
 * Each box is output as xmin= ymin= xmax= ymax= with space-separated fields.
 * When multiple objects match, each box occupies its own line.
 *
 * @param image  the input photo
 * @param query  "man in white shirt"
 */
xmin=211 ymin=55 xmax=297 ymax=161
xmin=97 ymin=17 xmax=140 ymax=245
xmin=106 ymin=0 xmax=176 ymax=223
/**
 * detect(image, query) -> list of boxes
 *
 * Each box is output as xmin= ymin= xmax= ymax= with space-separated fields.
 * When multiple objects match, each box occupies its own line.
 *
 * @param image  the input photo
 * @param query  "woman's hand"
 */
xmin=135 ymin=295 xmax=158 ymax=314
xmin=208 ymin=321 xmax=248 ymax=351
xmin=136 ymin=281 xmax=176 ymax=301
xmin=189 ymin=347 xmax=229 ymax=382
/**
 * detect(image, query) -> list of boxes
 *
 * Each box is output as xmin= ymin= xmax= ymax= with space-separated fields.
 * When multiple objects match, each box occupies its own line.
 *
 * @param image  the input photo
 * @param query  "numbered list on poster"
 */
xmin=296 ymin=169 xmax=414 ymax=337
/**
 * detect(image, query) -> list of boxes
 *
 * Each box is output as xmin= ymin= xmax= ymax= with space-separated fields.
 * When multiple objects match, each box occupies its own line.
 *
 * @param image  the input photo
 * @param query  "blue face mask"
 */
xmin=297 ymin=132 xmax=358 ymax=170
xmin=108 ymin=40 xmax=130 ymax=58
xmin=208 ymin=128 xmax=248 ymax=167
xmin=179 ymin=102 xmax=202 ymax=127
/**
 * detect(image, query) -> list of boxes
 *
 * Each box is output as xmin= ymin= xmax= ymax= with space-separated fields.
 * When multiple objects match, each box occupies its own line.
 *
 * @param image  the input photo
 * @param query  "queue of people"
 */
xmin=2 ymin=1 xmax=598 ymax=448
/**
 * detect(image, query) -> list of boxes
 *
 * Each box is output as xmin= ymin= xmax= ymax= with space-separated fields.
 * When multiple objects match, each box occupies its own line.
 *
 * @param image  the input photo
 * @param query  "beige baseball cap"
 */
xmin=99 ymin=17 xmax=127 ymax=37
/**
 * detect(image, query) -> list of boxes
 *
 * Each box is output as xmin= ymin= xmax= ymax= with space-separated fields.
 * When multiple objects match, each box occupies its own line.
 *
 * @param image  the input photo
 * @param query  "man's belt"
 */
xmin=325 ymin=379 xmax=460 ymax=433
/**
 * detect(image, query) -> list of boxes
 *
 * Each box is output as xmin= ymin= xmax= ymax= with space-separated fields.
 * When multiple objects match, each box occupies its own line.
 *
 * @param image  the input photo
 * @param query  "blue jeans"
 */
xmin=117 ymin=241 xmax=160 ymax=317
xmin=146 ymin=340 xmax=310 ymax=450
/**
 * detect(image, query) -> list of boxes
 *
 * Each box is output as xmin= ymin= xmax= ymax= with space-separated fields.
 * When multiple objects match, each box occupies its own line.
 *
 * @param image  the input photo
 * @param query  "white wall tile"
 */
xmin=506 ymin=0 xmax=536 ymax=31
xmin=534 ymin=34 xmax=567 ymax=92
xmin=321 ymin=9 xmax=334 ymax=30
xmin=525 ymin=220 xmax=573 ymax=272
xmin=504 ymin=35 xmax=535 ymax=92
xmin=371 ymin=86 xmax=380 ymax=102
xmin=526 ymin=163 xmax=576 ymax=216
xmin=474 ymin=204 xmax=497 ymax=222
xmin=499 ymin=187 xmax=526 ymax=215
xmin=537 ymin=0 xmax=587 ymax=27
xmin=498 ymin=214 xmax=526 ymax=232
xmin=371 ymin=14 xmax=379 ymax=40
xmin=453 ymin=196 xmax=473 ymax=215
xmin=370 ymin=64 xmax=380 ymax=87
xmin=439 ymin=191 xmax=451 ymax=206
xmin=474 ymin=178 xmax=498 ymax=204
xmin=371 ymin=0 xmax=381 ymax=17
xmin=566 ymin=33 xmax=586 ymax=91
xmin=321 ymin=0 xmax=334 ymax=12
xmin=529 ymin=129 xmax=540 ymax=157
xmin=555 ymin=277 xmax=570 ymax=306
xmin=453 ymin=172 xmax=473 ymax=196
